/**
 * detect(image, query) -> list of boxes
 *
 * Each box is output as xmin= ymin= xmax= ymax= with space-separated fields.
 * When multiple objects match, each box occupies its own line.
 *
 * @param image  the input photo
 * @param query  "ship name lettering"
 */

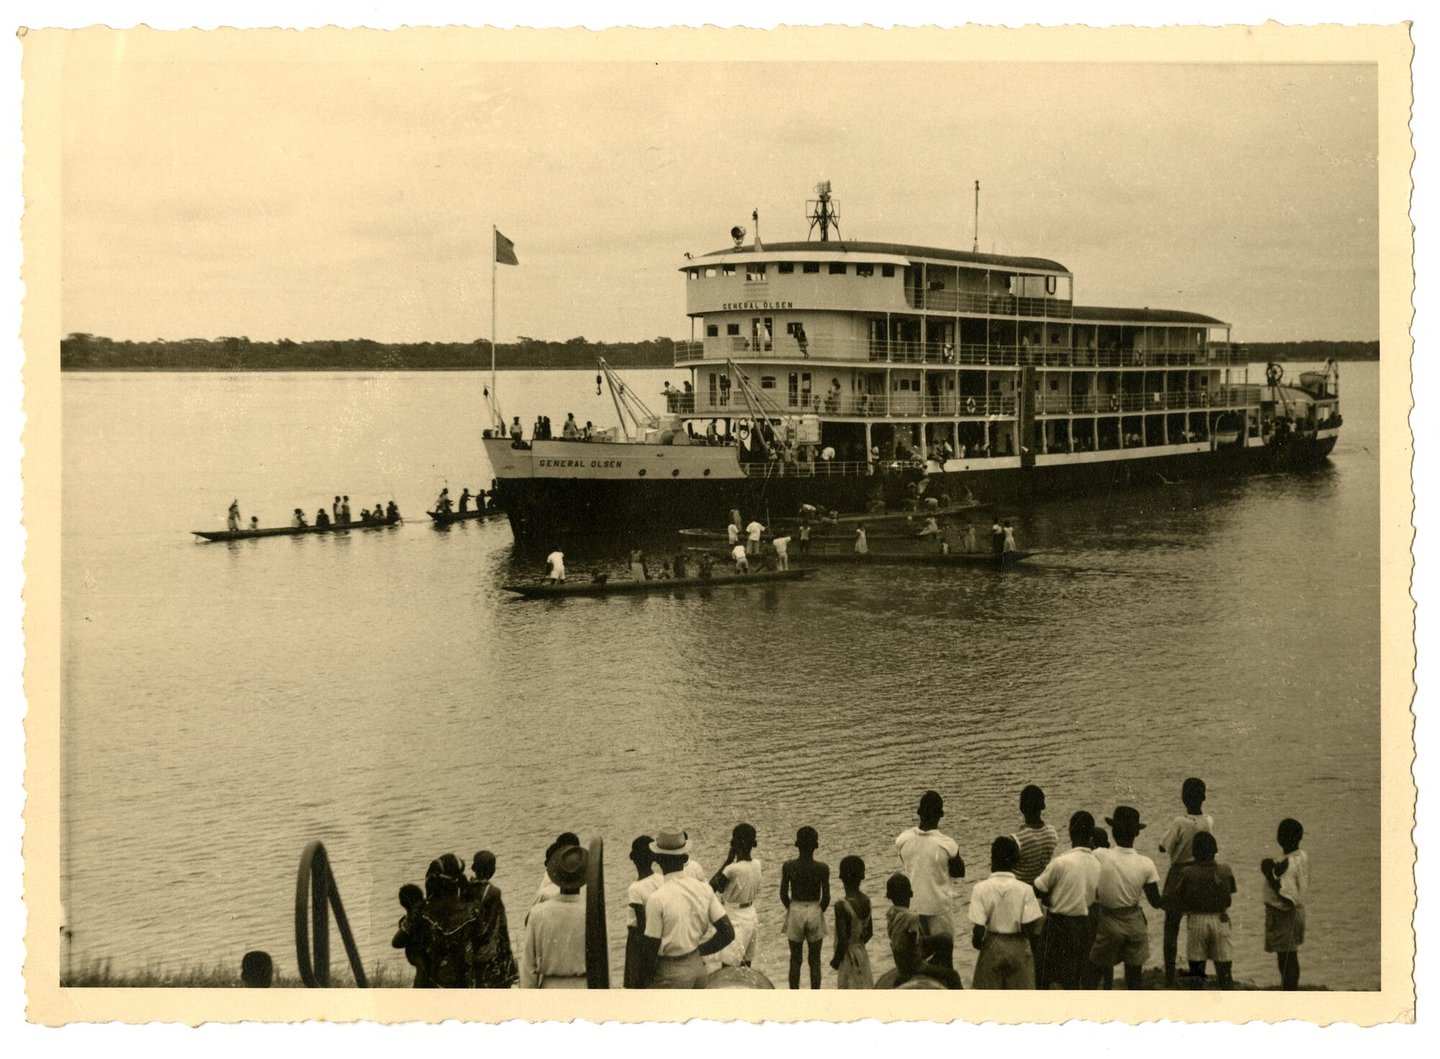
xmin=721 ymin=300 xmax=794 ymax=310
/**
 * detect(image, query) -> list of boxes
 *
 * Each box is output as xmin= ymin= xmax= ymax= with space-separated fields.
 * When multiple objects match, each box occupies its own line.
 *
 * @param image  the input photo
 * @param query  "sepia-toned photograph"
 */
xmin=19 ymin=20 xmax=1416 ymax=1025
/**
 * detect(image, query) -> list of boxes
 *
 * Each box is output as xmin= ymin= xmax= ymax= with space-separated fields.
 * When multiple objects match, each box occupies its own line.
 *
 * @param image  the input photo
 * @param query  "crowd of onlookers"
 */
xmin=376 ymin=777 xmax=1309 ymax=991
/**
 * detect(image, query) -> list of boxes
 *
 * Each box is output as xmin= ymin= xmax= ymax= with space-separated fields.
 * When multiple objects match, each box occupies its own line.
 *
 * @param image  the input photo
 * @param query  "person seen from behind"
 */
xmin=969 ymin=836 xmax=1045 ymax=989
xmin=1157 ymin=777 xmax=1214 ymax=986
xmin=1261 ymin=817 xmax=1309 ymax=990
xmin=780 ymin=826 xmax=831 ymax=989
xmin=1171 ymin=831 xmax=1235 ymax=989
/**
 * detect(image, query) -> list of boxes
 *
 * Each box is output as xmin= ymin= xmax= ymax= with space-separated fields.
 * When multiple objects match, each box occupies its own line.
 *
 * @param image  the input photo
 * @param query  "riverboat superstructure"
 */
xmin=485 ymin=184 xmax=1341 ymax=540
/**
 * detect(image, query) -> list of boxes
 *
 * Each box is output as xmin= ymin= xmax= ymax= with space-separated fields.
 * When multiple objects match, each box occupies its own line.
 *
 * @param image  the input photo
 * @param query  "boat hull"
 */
xmin=503 ymin=567 xmax=814 ymax=598
xmin=426 ymin=508 xmax=500 ymax=524
xmin=489 ymin=434 xmax=1337 ymax=542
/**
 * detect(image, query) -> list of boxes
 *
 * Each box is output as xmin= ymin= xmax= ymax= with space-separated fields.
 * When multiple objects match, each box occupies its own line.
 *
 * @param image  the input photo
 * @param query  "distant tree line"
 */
xmin=58 ymin=334 xmax=1378 ymax=372
xmin=1245 ymin=340 xmax=1379 ymax=362
xmin=59 ymin=334 xmax=680 ymax=371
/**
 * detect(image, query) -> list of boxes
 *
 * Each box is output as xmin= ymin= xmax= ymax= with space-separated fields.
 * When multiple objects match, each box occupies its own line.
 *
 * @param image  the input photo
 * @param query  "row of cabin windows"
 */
xmin=689 ymin=263 xmax=897 ymax=280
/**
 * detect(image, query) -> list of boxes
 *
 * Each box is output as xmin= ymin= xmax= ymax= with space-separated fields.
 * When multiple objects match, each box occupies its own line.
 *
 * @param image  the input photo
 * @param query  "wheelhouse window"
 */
xmin=726 ymin=323 xmax=741 ymax=336
xmin=778 ymin=262 xmax=795 ymax=274
xmin=688 ymin=269 xmax=699 ymax=281
xmin=746 ymin=263 xmax=767 ymax=281
xmin=829 ymin=263 xmax=846 ymax=275
xmin=705 ymin=267 xmax=717 ymax=278
xmin=803 ymin=262 xmax=821 ymax=274
xmin=855 ymin=264 xmax=874 ymax=278
xmin=882 ymin=264 xmax=895 ymax=277
xmin=722 ymin=264 xmax=736 ymax=276
xmin=706 ymin=324 xmax=719 ymax=337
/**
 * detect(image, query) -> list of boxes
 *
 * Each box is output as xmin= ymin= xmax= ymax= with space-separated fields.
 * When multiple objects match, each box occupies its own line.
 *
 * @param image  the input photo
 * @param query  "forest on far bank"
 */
xmin=59 ymin=334 xmax=1379 ymax=372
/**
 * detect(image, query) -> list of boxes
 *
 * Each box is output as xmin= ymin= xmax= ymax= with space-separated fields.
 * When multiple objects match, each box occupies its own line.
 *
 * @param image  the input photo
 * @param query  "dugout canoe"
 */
xmin=192 ymin=520 xmax=400 ymax=541
xmin=801 ymin=550 xmax=1035 ymax=567
xmin=426 ymin=508 xmax=501 ymax=524
xmin=502 ymin=567 xmax=814 ymax=598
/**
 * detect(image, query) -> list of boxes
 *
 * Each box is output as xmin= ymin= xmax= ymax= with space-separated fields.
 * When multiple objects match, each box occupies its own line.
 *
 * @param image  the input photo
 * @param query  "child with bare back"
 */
xmin=780 ymin=826 xmax=831 ymax=989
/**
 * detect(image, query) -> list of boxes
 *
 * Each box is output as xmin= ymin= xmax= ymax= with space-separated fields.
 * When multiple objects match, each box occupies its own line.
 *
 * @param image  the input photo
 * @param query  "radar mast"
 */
xmin=806 ymin=181 xmax=841 ymax=242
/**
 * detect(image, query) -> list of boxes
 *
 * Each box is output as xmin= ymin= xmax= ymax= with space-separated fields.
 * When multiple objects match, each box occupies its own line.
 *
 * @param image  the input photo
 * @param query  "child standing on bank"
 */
xmin=969 ymin=836 xmax=1045 ymax=989
xmin=883 ymin=874 xmax=962 ymax=989
xmin=1261 ymin=818 xmax=1310 ymax=990
xmin=780 ymin=826 xmax=831 ymax=989
xmin=1170 ymin=831 xmax=1236 ymax=988
xmin=1157 ymin=777 xmax=1215 ymax=986
xmin=1089 ymin=806 xmax=1164 ymax=991
xmin=830 ymin=855 xmax=873 ymax=988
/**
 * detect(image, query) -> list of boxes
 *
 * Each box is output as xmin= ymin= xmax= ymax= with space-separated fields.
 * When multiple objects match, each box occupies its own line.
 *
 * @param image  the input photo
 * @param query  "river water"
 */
xmin=60 ymin=363 xmax=1381 ymax=989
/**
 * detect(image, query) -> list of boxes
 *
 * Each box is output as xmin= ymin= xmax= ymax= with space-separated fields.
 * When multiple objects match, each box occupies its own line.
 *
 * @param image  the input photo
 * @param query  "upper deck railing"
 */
xmin=904 ymin=289 xmax=1075 ymax=317
xmin=676 ymin=337 xmax=1249 ymax=369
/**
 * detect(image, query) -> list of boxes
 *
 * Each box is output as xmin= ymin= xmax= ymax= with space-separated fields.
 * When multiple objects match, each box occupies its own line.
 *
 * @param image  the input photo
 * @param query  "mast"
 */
xmin=490 ymin=223 xmax=498 ymax=419
xmin=806 ymin=181 xmax=840 ymax=242
xmin=973 ymin=180 xmax=980 ymax=253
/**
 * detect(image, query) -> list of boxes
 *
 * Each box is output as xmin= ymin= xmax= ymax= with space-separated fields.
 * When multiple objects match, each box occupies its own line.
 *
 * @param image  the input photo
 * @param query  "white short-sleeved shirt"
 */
xmin=895 ymin=827 xmax=960 ymax=916
xmin=772 ymin=537 xmax=791 ymax=555
xmin=1095 ymin=846 xmax=1161 ymax=910
xmin=732 ymin=545 xmax=747 ymax=562
xmin=546 ymin=551 xmax=565 ymax=576
xmin=746 ymin=521 xmax=765 ymax=542
xmin=1033 ymin=847 xmax=1102 ymax=917
xmin=722 ymin=859 xmax=763 ymax=907
xmin=1262 ymin=849 xmax=1311 ymax=909
xmin=727 ymin=525 xmax=739 ymax=544
xmin=1158 ymin=813 xmax=1215 ymax=869
xmin=643 ymin=873 xmax=728 ymax=956
xmin=626 ymin=871 xmax=664 ymax=929
xmin=968 ymin=871 xmax=1044 ymax=933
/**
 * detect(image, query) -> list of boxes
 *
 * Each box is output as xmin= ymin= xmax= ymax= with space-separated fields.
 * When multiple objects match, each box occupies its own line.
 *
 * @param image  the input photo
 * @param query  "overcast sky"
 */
xmin=59 ymin=49 xmax=1379 ymax=344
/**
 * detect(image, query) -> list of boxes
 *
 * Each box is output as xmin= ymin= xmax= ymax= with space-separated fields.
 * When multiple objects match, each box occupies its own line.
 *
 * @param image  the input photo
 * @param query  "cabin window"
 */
xmin=722 ymin=264 xmax=736 ymax=276
xmin=726 ymin=323 xmax=741 ymax=336
xmin=882 ymin=265 xmax=895 ymax=277
xmin=688 ymin=269 xmax=698 ymax=281
xmin=856 ymin=264 xmax=874 ymax=278
xmin=803 ymin=262 xmax=820 ymax=274
xmin=829 ymin=263 xmax=846 ymax=275
xmin=778 ymin=262 xmax=794 ymax=274
xmin=760 ymin=376 xmax=776 ymax=389
xmin=706 ymin=324 xmax=718 ymax=337
xmin=746 ymin=263 xmax=767 ymax=281
xmin=705 ymin=267 xmax=717 ymax=278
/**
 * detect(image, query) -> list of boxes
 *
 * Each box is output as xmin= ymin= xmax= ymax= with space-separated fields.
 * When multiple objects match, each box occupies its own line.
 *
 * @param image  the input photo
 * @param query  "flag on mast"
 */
xmin=494 ymin=229 xmax=519 ymax=266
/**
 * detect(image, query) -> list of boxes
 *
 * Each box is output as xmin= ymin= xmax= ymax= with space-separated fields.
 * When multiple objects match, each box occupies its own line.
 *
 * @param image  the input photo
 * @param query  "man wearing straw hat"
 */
xmin=519 ymin=843 xmax=589 ymax=988
xmin=1088 ymin=805 xmax=1164 ymax=991
xmin=637 ymin=828 xmax=736 ymax=988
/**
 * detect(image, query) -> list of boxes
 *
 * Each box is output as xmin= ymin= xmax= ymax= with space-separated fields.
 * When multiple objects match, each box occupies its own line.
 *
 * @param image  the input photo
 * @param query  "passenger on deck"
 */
xmin=583 ymin=421 xmax=595 ymax=441
xmin=543 ymin=415 xmax=553 ymax=439
xmin=546 ymin=550 xmax=566 ymax=584
xmin=510 ymin=417 xmax=525 ymax=444
xmin=732 ymin=543 xmax=749 ymax=574
xmin=532 ymin=416 xmax=545 ymax=441
xmin=458 ymin=488 xmax=472 ymax=514
xmin=706 ymin=420 xmax=719 ymax=445
xmin=316 ymin=508 xmax=331 ymax=528
xmin=563 ymin=413 xmax=580 ymax=439
xmin=292 ymin=508 xmax=308 ymax=528
xmin=387 ymin=500 xmax=401 ymax=523
xmin=630 ymin=549 xmax=649 ymax=581
xmin=227 ymin=500 xmax=241 ymax=532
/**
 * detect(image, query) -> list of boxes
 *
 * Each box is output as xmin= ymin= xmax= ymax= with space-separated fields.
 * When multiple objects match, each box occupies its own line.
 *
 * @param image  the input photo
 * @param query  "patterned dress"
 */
xmin=471 ymin=881 xmax=520 ymax=988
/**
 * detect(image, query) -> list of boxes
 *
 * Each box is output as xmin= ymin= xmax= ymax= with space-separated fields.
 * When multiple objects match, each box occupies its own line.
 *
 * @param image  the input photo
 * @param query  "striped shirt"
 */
xmin=1012 ymin=823 xmax=1059 ymax=884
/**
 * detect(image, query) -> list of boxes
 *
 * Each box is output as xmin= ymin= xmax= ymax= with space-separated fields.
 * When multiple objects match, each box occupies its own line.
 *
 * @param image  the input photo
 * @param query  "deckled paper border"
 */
xmin=17 ymin=20 xmax=1416 ymax=1026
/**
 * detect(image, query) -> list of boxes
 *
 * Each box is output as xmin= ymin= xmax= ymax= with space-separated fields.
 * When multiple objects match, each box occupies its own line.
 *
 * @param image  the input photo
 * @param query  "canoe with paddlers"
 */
xmin=503 ymin=568 xmax=815 ymax=598
xmin=192 ymin=519 xmax=401 ymax=541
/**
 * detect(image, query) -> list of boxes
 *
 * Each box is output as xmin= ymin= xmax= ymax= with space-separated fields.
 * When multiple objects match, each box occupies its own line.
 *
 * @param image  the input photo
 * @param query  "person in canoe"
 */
xmin=458 ymin=488 xmax=472 ymax=514
xmin=916 ymin=516 xmax=941 ymax=540
xmin=854 ymin=524 xmax=869 ymax=556
xmin=291 ymin=508 xmax=308 ymax=528
xmin=546 ymin=550 xmax=566 ymax=584
xmin=374 ymin=501 xmax=385 ymax=523
xmin=332 ymin=496 xmax=342 ymax=524
xmin=1003 ymin=520 xmax=1017 ymax=555
xmin=227 ymin=499 xmax=241 ymax=532
xmin=629 ymin=548 xmax=649 ymax=581
xmin=386 ymin=500 xmax=401 ymax=523
xmin=672 ymin=551 xmax=689 ymax=580
xmin=732 ymin=543 xmax=750 ymax=574
xmin=340 ymin=496 xmax=352 ymax=524
xmin=436 ymin=488 xmax=453 ymax=515
xmin=249 ymin=516 xmax=260 ymax=531
xmin=698 ymin=552 xmax=715 ymax=579
xmin=316 ymin=507 xmax=331 ymax=528
xmin=359 ymin=508 xmax=374 ymax=524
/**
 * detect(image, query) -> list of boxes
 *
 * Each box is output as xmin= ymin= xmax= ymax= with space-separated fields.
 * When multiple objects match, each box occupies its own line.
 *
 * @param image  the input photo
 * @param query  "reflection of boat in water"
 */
xmin=503 ymin=568 xmax=814 ymax=598
xmin=426 ymin=508 xmax=502 ymax=525
xmin=193 ymin=519 xmax=401 ymax=542
xmin=486 ymin=182 xmax=1342 ymax=543
xmin=801 ymin=549 xmax=1034 ymax=567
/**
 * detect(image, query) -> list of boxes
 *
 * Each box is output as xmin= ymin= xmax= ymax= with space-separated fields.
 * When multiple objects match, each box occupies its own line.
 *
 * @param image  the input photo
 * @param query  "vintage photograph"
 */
xmin=21 ymin=23 xmax=1415 ymax=1023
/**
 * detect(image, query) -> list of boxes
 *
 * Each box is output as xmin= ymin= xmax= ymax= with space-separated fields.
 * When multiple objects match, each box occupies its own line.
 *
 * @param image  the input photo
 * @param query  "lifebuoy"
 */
xmin=736 ymin=423 xmax=751 ymax=441
xmin=965 ymin=396 xmax=977 ymax=414
xmin=1109 ymin=394 xmax=1120 ymax=412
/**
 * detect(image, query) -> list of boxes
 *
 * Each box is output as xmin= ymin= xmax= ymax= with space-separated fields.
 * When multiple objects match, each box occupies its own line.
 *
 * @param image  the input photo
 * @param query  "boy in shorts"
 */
xmin=1157 ymin=777 xmax=1215 ymax=986
xmin=883 ymin=873 xmax=962 ymax=989
xmin=780 ymin=826 xmax=830 ymax=989
xmin=1170 ymin=831 xmax=1236 ymax=988
xmin=969 ymin=836 xmax=1044 ymax=988
xmin=1088 ymin=805 xmax=1163 ymax=990
xmin=1261 ymin=817 xmax=1310 ymax=990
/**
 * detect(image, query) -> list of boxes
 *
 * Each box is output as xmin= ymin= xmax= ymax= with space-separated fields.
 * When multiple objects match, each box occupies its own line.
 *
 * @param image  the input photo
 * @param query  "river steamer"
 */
xmin=485 ymin=185 xmax=1341 ymax=541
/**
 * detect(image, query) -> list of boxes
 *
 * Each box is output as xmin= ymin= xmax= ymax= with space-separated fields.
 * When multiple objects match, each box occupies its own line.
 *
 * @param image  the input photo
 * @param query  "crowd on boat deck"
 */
xmin=432 ymin=486 xmax=499 ymax=516
xmin=386 ymin=778 xmax=1310 ymax=991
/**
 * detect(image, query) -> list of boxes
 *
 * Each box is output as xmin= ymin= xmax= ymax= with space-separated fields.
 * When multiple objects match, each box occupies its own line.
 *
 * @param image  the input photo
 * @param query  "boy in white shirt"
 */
xmin=1088 ymin=805 xmax=1164 ymax=990
xmin=969 ymin=836 xmax=1044 ymax=989
xmin=1261 ymin=817 xmax=1310 ymax=990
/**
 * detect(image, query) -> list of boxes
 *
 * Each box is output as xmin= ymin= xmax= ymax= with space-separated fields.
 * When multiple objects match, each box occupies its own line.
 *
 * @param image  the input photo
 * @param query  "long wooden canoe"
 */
xmin=192 ymin=520 xmax=400 ymax=541
xmin=678 ymin=502 xmax=985 ymax=542
xmin=801 ymin=550 xmax=1035 ymax=567
xmin=503 ymin=567 xmax=814 ymax=598
xmin=426 ymin=508 xmax=501 ymax=524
